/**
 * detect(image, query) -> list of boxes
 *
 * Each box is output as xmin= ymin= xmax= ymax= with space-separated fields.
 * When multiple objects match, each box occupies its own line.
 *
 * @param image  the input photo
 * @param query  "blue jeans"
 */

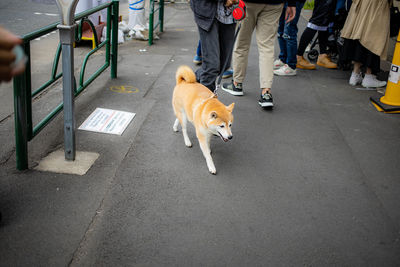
xmin=277 ymin=2 xmax=304 ymax=69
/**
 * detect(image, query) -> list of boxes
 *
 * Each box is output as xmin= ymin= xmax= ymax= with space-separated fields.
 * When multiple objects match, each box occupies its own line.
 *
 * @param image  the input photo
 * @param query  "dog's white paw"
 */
xmin=205 ymin=156 xmax=216 ymax=174
xmin=173 ymin=119 xmax=179 ymax=132
xmin=209 ymin=167 xmax=217 ymax=175
xmin=185 ymin=141 xmax=192 ymax=147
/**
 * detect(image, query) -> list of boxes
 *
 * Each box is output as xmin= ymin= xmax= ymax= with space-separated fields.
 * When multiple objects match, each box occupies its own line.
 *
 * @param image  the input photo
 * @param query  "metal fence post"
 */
xmin=159 ymin=0 xmax=164 ymax=33
xmin=106 ymin=5 xmax=112 ymax=65
xmin=13 ymin=43 xmax=30 ymax=170
xmin=149 ymin=0 xmax=154 ymax=45
xmin=111 ymin=0 xmax=119 ymax=79
xmin=23 ymin=43 xmax=33 ymax=141
xmin=56 ymin=0 xmax=79 ymax=160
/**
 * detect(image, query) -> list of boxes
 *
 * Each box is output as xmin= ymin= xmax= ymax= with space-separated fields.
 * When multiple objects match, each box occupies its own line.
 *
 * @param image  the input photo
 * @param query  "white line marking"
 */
xmin=45 ymin=13 xmax=58 ymax=16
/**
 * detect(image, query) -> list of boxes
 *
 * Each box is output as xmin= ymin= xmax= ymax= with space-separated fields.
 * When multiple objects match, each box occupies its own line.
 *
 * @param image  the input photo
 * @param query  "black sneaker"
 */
xmin=258 ymin=92 xmax=274 ymax=108
xmin=221 ymin=81 xmax=244 ymax=96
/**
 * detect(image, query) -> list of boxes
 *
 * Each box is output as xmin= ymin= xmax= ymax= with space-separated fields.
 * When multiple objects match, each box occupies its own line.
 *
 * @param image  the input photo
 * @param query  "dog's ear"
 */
xmin=210 ymin=111 xmax=217 ymax=119
xmin=226 ymin=103 xmax=235 ymax=112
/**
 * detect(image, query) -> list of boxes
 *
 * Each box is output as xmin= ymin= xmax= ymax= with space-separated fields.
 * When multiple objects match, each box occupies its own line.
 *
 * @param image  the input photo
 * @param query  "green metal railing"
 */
xmin=13 ymin=0 xmax=119 ymax=170
xmin=149 ymin=0 xmax=164 ymax=45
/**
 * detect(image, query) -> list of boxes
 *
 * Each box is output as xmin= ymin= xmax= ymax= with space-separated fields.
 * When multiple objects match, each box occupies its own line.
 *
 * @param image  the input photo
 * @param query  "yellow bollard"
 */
xmin=370 ymin=30 xmax=400 ymax=113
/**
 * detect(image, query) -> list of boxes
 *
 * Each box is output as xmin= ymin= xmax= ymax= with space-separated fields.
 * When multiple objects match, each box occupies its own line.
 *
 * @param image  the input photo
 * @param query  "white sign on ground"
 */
xmin=78 ymin=108 xmax=135 ymax=135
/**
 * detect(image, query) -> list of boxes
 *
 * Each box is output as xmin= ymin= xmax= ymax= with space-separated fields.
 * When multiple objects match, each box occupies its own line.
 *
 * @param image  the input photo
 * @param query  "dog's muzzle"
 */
xmin=218 ymin=132 xmax=232 ymax=142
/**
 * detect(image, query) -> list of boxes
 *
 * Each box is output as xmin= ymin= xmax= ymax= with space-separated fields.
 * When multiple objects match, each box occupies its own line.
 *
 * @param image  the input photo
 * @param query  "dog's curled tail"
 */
xmin=176 ymin=65 xmax=196 ymax=85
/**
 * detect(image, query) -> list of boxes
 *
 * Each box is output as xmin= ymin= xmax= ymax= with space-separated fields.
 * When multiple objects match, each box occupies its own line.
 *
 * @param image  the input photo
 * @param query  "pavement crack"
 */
xmin=68 ymin=180 xmax=113 ymax=267
xmin=0 ymin=147 xmax=15 ymax=165
xmin=0 ymin=113 xmax=13 ymax=124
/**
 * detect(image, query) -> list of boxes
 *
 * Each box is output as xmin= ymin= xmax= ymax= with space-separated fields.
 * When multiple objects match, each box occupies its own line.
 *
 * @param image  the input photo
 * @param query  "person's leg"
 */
xmin=297 ymin=27 xmax=317 ymax=56
xmin=218 ymin=22 xmax=236 ymax=76
xmin=193 ymin=39 xmax=202 ymax=64
xmin=353 ymin=62 xmax=362 ymax=74
xmin=317 ymin=30 xmax=328 ymax=54
xmin=274 ymin=1 xmax=304 ymax=76
xmin=284 ymin=1 xmax=304 ymax=69
xmin=232 ymin=2 xmax=258 ymax=85
xmin=277 ymin=3 xmax=287 ymax=64
xmin=349 ymin=61 xmax=363 ymax=85
xmin=256 ymin=3 xmax=283 ymax=95
xmin=361 ymin=49 xmax=385 ymax=88
xmin=196 ymin=22 xmax=220 ymax=92
xmin=197 ymin=40 xmax=202 ymax=56
xmin=316 ymin=30 xmax=337 ymax=68
xmin=222 ymin=2 xmax=258 ymax=96
xmin=296 ymin=27 xmax=317 ymax=69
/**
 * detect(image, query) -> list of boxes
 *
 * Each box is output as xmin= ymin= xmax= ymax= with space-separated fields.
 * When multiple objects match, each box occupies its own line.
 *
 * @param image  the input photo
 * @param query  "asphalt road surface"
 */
xmin=0 ymin=0 xmax=59 ymax=36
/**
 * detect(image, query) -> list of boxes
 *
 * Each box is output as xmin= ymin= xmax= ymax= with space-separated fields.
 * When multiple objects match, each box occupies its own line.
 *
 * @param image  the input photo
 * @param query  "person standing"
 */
xmin=221 ymin=0 xmax=296 ymax=108
xmin=273 ymin=0 xmax=306 ymax=76
xmin=296 ymin=0 xmax=338 ymax=70
xmin=190 ymin=0 xmax=238 ymax=92
xmin=341 ymin=0 xmax=390 ymax=88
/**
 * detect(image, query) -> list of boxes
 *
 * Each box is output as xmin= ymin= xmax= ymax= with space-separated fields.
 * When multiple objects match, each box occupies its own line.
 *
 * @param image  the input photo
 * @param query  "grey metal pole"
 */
xmin=58 ymin=25 xmax=76 ymax=160
xmin=55 ymin=0 xmax=79 ymax=160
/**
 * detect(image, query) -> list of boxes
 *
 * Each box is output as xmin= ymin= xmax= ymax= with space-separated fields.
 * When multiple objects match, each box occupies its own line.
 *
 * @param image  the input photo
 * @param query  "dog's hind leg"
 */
xmin=197 ymin=131 xmax=216 ymax=174
xmin=172 ymin=102 xmax=180 ymax=132
xmin=174 ymin=112 xmax=192 ymax=147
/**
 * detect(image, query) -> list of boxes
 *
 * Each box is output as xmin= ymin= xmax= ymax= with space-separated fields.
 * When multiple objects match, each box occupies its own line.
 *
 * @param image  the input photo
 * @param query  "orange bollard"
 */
xmin=370 ymin=30 xmax=400 ymax=113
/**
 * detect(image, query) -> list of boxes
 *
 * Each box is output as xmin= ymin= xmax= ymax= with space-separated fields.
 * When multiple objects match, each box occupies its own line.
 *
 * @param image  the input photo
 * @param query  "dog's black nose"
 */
xmin=228 ymin=135 xmax=233 ymax=140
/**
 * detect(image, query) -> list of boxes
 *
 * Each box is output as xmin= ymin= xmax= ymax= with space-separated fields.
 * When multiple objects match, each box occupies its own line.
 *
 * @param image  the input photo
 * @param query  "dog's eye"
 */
xmin=229 ymin=124 xmax=232 ymax=127
xmin=220 ymin=125 xmax=225 ymax=128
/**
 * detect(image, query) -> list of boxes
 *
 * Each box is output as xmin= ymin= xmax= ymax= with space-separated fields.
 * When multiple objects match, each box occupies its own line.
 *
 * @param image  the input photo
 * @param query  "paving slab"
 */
xmin=35 ymin=150 xmax=100 ymax=175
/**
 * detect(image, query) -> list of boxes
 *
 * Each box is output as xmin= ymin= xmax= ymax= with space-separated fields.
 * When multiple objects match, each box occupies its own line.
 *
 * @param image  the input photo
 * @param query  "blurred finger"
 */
xmin=11 ymin=62 xmax=26 ymax=77
xmin=0 ymin=49 xmax=16 ymax=64
xmin=0 ymin=26 xmax=22 ymax=50
xmin=0 ymin=65 xmax=13 ymax=82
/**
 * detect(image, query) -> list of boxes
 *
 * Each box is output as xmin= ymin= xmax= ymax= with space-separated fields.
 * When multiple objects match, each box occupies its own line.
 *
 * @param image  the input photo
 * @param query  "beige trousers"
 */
xmin=232 ymin=2 xmax=283 ymax=89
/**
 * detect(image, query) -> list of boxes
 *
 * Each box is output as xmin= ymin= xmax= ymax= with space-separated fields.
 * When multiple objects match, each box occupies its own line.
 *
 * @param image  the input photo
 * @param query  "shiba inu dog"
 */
xmin=172 ymin=65 xmax=235 ymax=174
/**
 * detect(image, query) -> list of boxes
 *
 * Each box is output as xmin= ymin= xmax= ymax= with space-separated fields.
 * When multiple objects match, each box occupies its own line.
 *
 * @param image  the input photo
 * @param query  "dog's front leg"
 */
xmin=174 ymin=115 xmax=192 ymax=147
xmin=197 ymin=131 xmax=216 ymax=174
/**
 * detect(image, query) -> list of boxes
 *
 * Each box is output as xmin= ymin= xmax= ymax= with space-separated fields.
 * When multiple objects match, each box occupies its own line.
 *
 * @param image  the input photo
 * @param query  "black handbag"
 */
xmin=390 ymin=5 xmax=400 ymax=37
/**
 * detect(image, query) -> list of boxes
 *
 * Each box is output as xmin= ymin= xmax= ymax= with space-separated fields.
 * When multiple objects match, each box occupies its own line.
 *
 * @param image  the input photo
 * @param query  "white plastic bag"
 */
xmin=101 ymin=26 xmax=125 ymax=43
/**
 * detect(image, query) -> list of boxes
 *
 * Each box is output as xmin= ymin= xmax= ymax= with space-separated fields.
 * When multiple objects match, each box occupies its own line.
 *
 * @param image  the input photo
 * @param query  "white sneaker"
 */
xmin=349 ymin=71 xmax=362 ymax=86
xmin=273 ymin=59 xmax=285 ymax=70
xmin=362 ymin=74 xmax=387 ymax=88
xmin=273 ymin=64 xmax=297 ymax=76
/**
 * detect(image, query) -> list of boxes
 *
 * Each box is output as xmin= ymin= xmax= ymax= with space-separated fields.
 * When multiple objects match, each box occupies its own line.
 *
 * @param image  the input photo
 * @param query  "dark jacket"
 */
xmin=190 ymin=0 xmax=219 ymax=31
xmin=245 ymin=0 xmax=297 ymax=5
xmin=190 ymin=0 xmax=296 ymax=32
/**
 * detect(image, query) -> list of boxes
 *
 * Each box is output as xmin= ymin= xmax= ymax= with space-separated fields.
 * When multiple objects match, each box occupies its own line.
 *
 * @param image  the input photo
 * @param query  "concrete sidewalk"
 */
xmin=1 ymin=2 xmax=400 ymax=266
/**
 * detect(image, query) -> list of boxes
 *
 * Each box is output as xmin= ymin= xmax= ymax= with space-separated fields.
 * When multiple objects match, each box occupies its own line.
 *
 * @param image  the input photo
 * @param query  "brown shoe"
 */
xmin=317 ymin=54 xmax=337 ymax=69
xmin=296 ymin=55 xmax=316 ymax=70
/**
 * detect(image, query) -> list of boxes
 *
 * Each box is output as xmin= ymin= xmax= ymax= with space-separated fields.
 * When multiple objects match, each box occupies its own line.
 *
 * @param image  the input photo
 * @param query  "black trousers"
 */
xmin=196 ymin=20 xmax=236 ymax=92
xmin=343 ymin=39 xmax=380 ymax=74
xmin=297 ymin=27 xmax=329 ymax=56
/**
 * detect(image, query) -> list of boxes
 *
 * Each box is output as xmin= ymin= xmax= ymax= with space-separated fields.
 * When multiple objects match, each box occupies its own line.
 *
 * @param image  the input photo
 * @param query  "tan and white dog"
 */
xmin=172 ymin=65 xmax=235 ymax=174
